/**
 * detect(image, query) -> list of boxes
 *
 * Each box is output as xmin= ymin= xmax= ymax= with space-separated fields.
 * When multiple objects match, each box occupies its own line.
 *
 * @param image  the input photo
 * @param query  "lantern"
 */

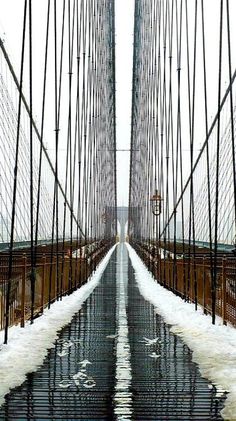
xmin=150 ymin=190 xmax=162 ymax=216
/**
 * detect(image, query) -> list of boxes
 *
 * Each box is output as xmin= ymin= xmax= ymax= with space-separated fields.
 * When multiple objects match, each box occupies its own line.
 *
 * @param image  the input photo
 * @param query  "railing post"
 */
xmin=203 ymin=257 xmax=207 ymax=314
xmin=190 ymin=258 xmax=193 ymax=302
xmin=40 ymin=255 xmax=46 ymax=313
xmin=21 ymin=255 xmax=27 ymax=328
xmin=54 ymin=256 xmax=57 ymax=300
xmin=59 ymin=255 xmax=63 ymax=297
xmin=181 ymin=258 xmax=185 ymax=299
xmin=157 ymin=250 xmax=161 ymax=282
xmin=221 ymin=257 xmax=227 ymax=325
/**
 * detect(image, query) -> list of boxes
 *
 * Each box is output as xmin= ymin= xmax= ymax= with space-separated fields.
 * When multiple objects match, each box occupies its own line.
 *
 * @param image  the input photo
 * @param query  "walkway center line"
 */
xmin=113 ymin=243 xmax=133 ymax=420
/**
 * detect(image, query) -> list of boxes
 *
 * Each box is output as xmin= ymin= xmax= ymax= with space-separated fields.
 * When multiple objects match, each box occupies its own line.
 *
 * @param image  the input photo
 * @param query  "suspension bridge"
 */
xmin=0 ymin=0 xmax=236 ymax=419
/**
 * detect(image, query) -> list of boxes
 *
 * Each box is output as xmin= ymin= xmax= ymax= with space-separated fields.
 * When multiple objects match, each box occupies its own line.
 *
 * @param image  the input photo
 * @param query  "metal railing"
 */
xmin=132 ymin=240 xmax=236 ymax=326
xmin=0 ymin=240 xmax=113 ymax=331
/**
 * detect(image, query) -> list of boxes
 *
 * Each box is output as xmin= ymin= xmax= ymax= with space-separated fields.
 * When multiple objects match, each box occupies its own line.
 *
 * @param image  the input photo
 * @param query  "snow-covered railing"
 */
xmin=0 ymin=239 xmax=114 ymax=334
xmin=130 ymin=239 xmax=236 ymax=327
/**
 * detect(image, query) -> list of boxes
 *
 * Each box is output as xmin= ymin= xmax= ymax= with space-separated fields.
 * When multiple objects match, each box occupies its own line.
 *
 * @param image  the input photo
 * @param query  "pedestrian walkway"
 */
xmin=0 ymin=244 xmax=225 ymax=420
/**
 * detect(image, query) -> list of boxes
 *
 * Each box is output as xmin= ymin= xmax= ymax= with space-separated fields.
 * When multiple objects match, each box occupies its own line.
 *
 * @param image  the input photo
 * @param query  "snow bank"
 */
xmin=0 ymin=244 xmax=117 ymax=406
xmin=126 ymin=243 xmax=236 ymax=420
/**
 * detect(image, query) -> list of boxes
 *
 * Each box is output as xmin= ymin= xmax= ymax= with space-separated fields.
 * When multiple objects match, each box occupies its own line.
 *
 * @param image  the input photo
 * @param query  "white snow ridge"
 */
xmin=0 ymin=244 xmax=117 ymax=407
xmin=114 ymin=243 xmax=133 ymax=420
xmin=126 ymin=242 xmax=236 ymax=420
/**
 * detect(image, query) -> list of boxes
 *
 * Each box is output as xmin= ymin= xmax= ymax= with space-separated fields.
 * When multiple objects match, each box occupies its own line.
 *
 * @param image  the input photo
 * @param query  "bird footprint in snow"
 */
xmin=149 ymin=352 xmax=161 ymax=359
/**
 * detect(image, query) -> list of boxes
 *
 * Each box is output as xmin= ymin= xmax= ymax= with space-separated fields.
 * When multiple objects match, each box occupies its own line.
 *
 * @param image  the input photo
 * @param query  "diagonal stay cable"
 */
xmin=161 ymin=66 xmax=236 ymax=239
xmin=0 ymin=37 xmax=85 ymax=238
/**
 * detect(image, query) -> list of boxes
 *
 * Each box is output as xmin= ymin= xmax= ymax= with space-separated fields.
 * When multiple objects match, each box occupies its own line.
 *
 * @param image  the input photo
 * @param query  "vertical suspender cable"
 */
xmin=213 ymin=0 xmax=223 ymax=324
xmin=225 ymin=0 xmax=236 ymax=247
xmin=4 ymin=0 xmax=28 ymax=344
xmin=29 ymin=0 xmax=36 ymax=324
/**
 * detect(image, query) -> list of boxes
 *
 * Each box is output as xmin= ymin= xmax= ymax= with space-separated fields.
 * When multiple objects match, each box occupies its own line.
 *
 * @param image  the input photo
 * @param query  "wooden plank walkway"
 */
xmin=0 ymin=245 xmax=226 ymax=420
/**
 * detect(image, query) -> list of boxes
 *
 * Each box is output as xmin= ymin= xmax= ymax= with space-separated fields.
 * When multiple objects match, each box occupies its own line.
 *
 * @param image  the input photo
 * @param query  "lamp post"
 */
xmin=150 ymin=190 xmax=163 ymax=278
xmin=150 ymin=190 xmax=162 ymax=217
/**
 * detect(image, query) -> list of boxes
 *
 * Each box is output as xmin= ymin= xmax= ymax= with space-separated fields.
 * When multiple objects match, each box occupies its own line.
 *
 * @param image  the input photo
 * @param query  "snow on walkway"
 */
xmin=0 ymin=244 xmax=117 ymax=407
xmin=126 ymin=243 xmax=236 ymax=420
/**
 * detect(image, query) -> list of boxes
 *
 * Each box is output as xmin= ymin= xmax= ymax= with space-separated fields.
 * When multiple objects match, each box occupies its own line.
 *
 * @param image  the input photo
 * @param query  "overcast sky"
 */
xmin=115 ymin=0 xmax=134 ymax=206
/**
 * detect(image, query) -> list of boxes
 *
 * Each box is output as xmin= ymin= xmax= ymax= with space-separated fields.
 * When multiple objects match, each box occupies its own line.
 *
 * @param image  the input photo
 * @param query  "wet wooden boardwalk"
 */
xmin=0 ymin=245 xmax=225 ymax=420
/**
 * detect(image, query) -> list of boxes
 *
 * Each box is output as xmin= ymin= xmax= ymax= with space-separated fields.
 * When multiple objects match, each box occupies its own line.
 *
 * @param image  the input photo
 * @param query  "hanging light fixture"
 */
xmin=150 ymin=190 xmax=162 ymax=216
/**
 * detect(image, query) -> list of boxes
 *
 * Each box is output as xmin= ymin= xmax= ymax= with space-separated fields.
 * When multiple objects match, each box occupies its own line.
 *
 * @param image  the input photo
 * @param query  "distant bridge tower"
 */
xmin=117 ymin=207 xmax=129 ymax=242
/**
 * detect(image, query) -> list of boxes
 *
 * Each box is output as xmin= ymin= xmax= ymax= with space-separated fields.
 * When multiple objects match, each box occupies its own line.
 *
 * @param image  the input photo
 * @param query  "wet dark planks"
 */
xmin=0 ymin=252 xmax=118 ymax=421
xmin=127 ymin=260 xmax=226 ymax=420
xmin=0 ymin=245 xmax=226 ymax=420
